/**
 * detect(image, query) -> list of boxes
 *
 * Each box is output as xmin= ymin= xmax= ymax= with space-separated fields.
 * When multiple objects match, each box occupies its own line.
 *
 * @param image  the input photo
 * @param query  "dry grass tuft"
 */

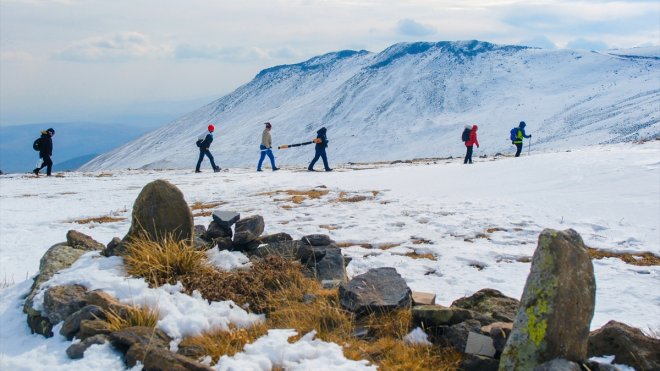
xmin=179 ymin=323 xmax=269 ymax=363
xmin=411 ymin=236 xmax=433 ymax=245
xmin=486 ymin=227 xmax=508 ymax=233
xmin=74 ymin=216 xmax=126 ymax=224
xmin=190 ymin=201 xmax=225 ymax=211
xmin=103 ymin=305 xmax=160 ymax=332
xmin=124 ymin=235 xmax=208 ymax=286
xmin=587 ymin=247 xmax=660 ymax=266
xmin=193 ymin=211 xmax=213 ymax=217
xmin=261 ymin=189 xmax=330 ymax=204
xmin=343 ymin=338 xmax=462 ymax=371
xmin=404 ymin=252 xmax=437 ymax=261
xmin=320 ymin=224 xmax=340 ymax=231
xmin=96 ymin=173 xmax=113 ymax=177
xmin=334 ymin=192 xmax=371 ymax=203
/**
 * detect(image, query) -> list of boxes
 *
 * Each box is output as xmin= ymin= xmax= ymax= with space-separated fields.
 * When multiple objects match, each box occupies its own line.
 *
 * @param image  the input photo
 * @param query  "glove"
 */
xmin=529 ymin=135 xmax=532 ymax=138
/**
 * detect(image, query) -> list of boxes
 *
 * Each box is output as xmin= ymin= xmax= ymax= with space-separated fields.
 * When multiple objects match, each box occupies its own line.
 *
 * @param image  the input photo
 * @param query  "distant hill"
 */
xmin=78 ymin=41 xmax=660 ymax=171
xmin=0 ymin=122 xmax=158 ymax=173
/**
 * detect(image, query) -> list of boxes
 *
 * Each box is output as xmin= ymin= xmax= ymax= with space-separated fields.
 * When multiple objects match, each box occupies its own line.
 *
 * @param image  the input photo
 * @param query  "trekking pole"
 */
xmin=278 ymin=138 xmax=321 ymax=149
xmin=528 ymin=137 xmax=532 ymax=156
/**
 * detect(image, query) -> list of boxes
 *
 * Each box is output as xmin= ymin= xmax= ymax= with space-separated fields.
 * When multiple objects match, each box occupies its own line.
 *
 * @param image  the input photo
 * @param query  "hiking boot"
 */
xmin=307 ymin=168 xmax=316 ymax=172
xmin=273 ymin=167 xmax=280 ymax=171
xmin=325 ymin=168 xmax=333 ymax=172
xmin=32 ymin=168 xmax=39 ymax=176
xmin=214 ymin=167 xmax=221 ymax=173
xmin=195 ymin=170 xmax=201 ymax=173
xmin=257 ymin=169 xmax=263 ymax=172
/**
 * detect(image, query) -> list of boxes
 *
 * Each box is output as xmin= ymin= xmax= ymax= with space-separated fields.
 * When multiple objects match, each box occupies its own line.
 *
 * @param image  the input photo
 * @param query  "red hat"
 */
xmin=208 ymin=124 xmax=215 ymax=132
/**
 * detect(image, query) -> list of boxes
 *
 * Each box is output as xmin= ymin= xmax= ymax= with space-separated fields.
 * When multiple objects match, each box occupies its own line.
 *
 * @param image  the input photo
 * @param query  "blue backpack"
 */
xmin=510 ymin=127 xmax=519 ymax=141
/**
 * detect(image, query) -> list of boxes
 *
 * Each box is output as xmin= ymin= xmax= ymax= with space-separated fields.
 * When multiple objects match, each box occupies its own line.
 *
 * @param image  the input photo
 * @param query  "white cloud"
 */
xmin=518 ymin=35 xmax=557 ymax=49
xmin=566 ymin=38 xmax=609 ymax=51
xmin=52 ymin=32 xmax=172 ymax=62
xmin=396 ymin=19 xmax=436 ymax=37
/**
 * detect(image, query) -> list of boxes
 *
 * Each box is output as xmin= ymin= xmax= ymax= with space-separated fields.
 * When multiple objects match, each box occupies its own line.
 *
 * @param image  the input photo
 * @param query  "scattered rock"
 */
xmin=339 ymin=267 xmax=412 ymax=315
xmin=296 ymin=244 xmax=328 ymax=264
xmin=444 ymin=319 xmax=482 ymax=351
xmin=77 ymin=319 xmax=112 ymax=340
xmin=66 ymin=230 xmax=105 ymax=251
xmin=194 ymin=225 xmax=207 ymax=237
xmin=206 ymin=220 xmax=232 ymax=240
xmin=481 ymin=322 xmax=513 ymax=356
xmin=125 ymin=343 xmax=213 ymax=371
xmin=412 ymin=291 xmax=436 ymax=306
xmin=103 ymin=237 xmax=123 ymax=257
xmin=412 ymin=305 xmax=495 ymax=330
xmin=85 ymin=290 xmax=132 ymax=318
xmin=322 ymin=279 xmax=342 ymax=289
xmin=309 ymin=247 xmax=347 ymax=282
xmin=66 ymin=334 xmax=109 ymax=359
xmin=464 ymin=331 xmax=497 ymax=357
xmin=300 ymin=234 xmax=335 ymax=246
xmin=108 ymin=326 xmax=171 ymax=353
xmin=215 ymin=237 xmax=235 ymax=251
xmin=500 ymin=229 xmax=596 ymax=370
xmin=254 ymin=240 xmax=303 ymax=259
xmin=533 ymin=358 xmax=582 ymax=371
xmin=451 ymin=288 xmax=519 ymax=323
xmin=60 ymin=305 xmax=105 ymax=340
xmin=460 ymin=353 xmax=499 ymax=371
xmin=588 ymin=320 xmax=660 ymax=371
xmin=212 ymin=210 xmax=240 ymax=227
xmin=233 ymin=215 xmax=265 ymax=245
xmin=256 ymin=232 xmax=293 ymax=245
xmin=124 ymin=179 xmax=194 ymax=247
xmin=43 ymin=285 xmax=88 ymax=325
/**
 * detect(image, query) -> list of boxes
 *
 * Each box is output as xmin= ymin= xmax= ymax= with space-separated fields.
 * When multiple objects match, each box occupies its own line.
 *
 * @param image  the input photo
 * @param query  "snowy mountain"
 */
xmin=81 ymin=41 xmax=660 ymax=171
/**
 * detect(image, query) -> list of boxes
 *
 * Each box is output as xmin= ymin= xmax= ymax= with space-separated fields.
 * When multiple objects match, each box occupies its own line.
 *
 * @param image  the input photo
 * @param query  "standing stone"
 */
xmin=339 ymin=267 xmax=412 ymax=315
xmin=499 ymin=229 xmax=596 ymax=371
xmin=233 ymin=215 xmax=265 ymax=245
xmin=124 ymin=180 xmax=193 ymax=245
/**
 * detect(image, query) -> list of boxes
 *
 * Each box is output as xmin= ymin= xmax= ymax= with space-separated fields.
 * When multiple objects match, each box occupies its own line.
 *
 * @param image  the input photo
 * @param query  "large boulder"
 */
xmin=66 ymin=230 xmax=105 ymax=251
xmin=499 ymin=229 xmax=596 ymax=371
xmin=42 ymin=284 xmax=88 ymax=324
xmin=451 ymin=288 xmax=519 ymax=323
xmin=588 ymin=320 xmax=660 ymax=371
xmin=124 ymin=179 xmax=193 ymax=246
xmin=233 ymin=215 xmax=265 ymax=245
xmin=339 ymin=267 xmax=412 ymax=315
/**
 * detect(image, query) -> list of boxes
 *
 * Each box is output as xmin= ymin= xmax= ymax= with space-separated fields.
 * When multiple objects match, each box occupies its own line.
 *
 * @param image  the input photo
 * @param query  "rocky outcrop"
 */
xmin=123 ymin=179 xmax=194 ymax=248
xmin=42 ymin=284 xmax=88 ymax=325
xmin=499 ymin=229 xmax=596 ymax=370
xmin=588 ymin=320 xmax=660 ymax=371
xmin=339 ymin=267 xmax=412 ymax=315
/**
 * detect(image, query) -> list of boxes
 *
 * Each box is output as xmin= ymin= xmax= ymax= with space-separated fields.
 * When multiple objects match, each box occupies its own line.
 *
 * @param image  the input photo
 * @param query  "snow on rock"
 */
xmin=214 ymin=330 xmax=376 ymax=371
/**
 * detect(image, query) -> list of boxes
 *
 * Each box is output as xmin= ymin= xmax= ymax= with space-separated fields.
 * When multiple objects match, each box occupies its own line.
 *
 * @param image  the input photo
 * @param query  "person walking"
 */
xmin=307 ymin=127 xmax=332 ymax=172
xmin=195 ymin=124 xmax=221 ymax=173
xmin=512 ymin=121 xmax=532 ymax=157
xmin=257 ymin=122 xmax=279 ymax=172
xmin=464 ymin=124 xmax=479 ymax=164
xmin=33 ymin=128 xmax=55 ymax=176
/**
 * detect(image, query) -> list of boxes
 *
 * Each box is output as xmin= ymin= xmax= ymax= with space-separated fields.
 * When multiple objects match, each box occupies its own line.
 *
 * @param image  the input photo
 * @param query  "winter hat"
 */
xmin=472 ymin=124 xmax=478 ymax=130
xmin=519 ymin=121 xmax=526 ymax=127
xmin=208 ymin=124 xmax=215 ymax=132
xmin=265 ymin=122 xmax=272 ymax=129
xmin=46 ymin=128 xmax=55 ymax=135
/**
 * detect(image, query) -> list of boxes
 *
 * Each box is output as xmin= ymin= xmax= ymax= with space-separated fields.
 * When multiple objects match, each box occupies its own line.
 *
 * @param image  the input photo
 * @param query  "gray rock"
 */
xmin=533 ymin=359 xmax=582 ymax=371
xmin=253 ymin=240 xmax=302 ymax=259
xmin=103 ymin=237 xmax=123 ymax=257
xmin=108 ymin=326 xmax=171 ymax=353
xmin=125 ymin=343 xmax=213 ymax=371
xmin=193 ymin=235 xmax=214 ymax=251
xmin=300 ymin=234 xmax=335 ymax=246
xmin=60 ymin=305 xmax=105 ymax=340
xmin=460 ymin=353 xmax=499 ymax=371
xmin=588 ymin=320 xmax=660 ymax=371
xmin=78 ymin=319 xmax=112 ymax=340
xmin=206 ymin=220 xmax=232 ymax=240
xmin=123 ymin=179 xmax=193 ymax=249
xmin=84 ymin=290 xmax=132 ymax=318
xmin=233 ymin=215 xmax=265 ymax=244
xmin=215 ymin=237 xmax=234 ymax=251
xmin=451 ymin=288 xmax=520 ymax=323
xmin=412 ymin=305 xmax=496 ymax=334
xmin=66 ymin=334 xmax=109 ymax=359
xmin=500 ymin=229 xmax=596 ymax=371
xmin=465 ymin=331 xmax=497 ymax=357
xmin=43 ymin=284 xmax=88 ymax=325
xmin=194 ymin=225 xmax=207 ymax=238
xmin=444 ymin=319 xmax=482 ymax=351
xmin=256 ymin=232 xmax=293 ymax=245
xmin=339 ymin=267 xmax=412 ymax=315
xmin=322 ymin=279 xmax=342 ymax=289
xmin=212 ymin=210 xmax=240 ymax=226
xmin=481 ymin=322 xmax=513 ymax=356
xmin=66 ymin=230 xmax=105 ymax=251
xmin=296 ymin=244 xmax=328 ymax=264
xmin=310 ymin=247 xmax=347 ymax=282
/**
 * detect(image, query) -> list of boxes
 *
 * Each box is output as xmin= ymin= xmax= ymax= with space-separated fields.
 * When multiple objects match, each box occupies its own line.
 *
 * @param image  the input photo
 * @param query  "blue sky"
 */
xmin=1 ymin=0 xmax=658 ymax=126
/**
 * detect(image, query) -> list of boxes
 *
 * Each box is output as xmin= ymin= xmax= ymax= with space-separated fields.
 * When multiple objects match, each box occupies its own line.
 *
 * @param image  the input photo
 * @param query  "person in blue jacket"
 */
xmin=308 ymin=127 xmax=332 ymax=172
xmin=513 ymin=121 xmax=532 ymax=157
xmin=195 ymin=124 xmax=220 ymax=173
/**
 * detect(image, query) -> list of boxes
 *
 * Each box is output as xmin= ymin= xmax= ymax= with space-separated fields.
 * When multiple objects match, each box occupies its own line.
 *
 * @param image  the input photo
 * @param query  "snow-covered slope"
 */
xmin=81 ymin=40 xmax=660 ymax=171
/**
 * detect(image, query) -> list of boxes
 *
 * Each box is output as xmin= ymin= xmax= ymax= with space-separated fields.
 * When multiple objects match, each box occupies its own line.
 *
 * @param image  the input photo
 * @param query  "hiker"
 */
xmin=512 ymin=121 xmax=532 ymax=157
xmin=257 ymin=122 xmax=279 ymax=172
xmin=33 ymin=128 xmax=55 ymax=176
xmin=195 ymin=124 xmax=221 ymax=173
xmin=308 ymin=127 xmax=332 ymax=172
xmin=464 ymin=124 xmax=479 ymax=164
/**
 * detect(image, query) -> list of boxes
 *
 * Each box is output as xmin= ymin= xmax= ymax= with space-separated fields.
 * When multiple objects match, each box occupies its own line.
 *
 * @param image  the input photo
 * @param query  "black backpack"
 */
xmin=195 ymin=139 xmax=203 ymax=148
xmin=33 ymin=138 xmax=42 ymax=151
xmin=461 ymin=128 xmax=470 ymax=142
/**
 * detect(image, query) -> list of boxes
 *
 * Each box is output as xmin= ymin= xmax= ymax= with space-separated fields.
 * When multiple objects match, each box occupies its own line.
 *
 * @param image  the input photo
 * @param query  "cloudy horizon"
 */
xmin=1 ymin=0 xmax=658 ymax=126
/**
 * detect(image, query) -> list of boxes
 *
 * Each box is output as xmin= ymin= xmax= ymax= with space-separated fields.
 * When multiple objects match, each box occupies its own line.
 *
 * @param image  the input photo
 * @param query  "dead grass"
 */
xmin=190 ymin=201 xmax=225 ymax=211
xmin=178 ymin=323 xmax=269 ymax=363
xmin=103 ymin=305 xmax=160 ymax=332
xmin=123 ymin=235 xmax=208 ymax=286
xmin=74 ymin=215 xmax=127 ymax=224
xmin=411 ymin=236 xmax=433 ymax=245
xmin=587 ymin=247 xmax=660 ymax=266
xmin=404 ymin=252 xmax=437 ymax=261
xmin=261 ymin=189 xmax=330 ymax=204
xmin=320 ymin=224 xmax=340 ymax=230
xmin=193 ymin=211 xmax=213 ymax=217
xmin=333 ymin=192 xmax=371 ymax=203
xmin=486 ymin=227 xmax=508 ymax=233
xmin=96 ymin=173 xmax=113 ymax=177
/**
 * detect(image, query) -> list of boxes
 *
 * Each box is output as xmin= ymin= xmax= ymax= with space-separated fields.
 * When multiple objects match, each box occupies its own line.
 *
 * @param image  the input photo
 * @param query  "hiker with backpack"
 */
xmin=257 ymin=122 xmax=279 ymax=172
xmin=511 ymin=121 xmax=532 ymax=157
xmin=33 ymin=128 xmax=55 ymax=176
xmin=308 ymin=127 xmax=332 ymax=172
xmin=462 ymin=124 xmax=479 ymax=164
xmin=195 ymin=124 xmax=221 ymax=173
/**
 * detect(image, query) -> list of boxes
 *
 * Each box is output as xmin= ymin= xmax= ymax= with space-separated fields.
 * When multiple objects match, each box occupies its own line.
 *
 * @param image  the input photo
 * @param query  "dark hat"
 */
xmin=46 ymin=128 xmax=55 ymax=135
xmin=519 ymin=121 xmax=526 ymax=127
xmin=264 ymin=122 xmax=272 ymax=128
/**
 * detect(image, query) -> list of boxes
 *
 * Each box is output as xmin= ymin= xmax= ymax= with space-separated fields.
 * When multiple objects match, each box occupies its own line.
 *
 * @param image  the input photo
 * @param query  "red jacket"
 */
xmin=466 ymin=125 xmax=479 ymax=147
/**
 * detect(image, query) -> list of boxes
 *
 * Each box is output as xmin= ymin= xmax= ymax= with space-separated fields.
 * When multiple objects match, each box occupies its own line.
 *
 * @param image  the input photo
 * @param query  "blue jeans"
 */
xmin=308 ymin=147 xmax=330 ymax=170
xmin=196 ymin=149 xmax=217 ymax=171
xmin=258 ymin=145 xmax=277 ymax=170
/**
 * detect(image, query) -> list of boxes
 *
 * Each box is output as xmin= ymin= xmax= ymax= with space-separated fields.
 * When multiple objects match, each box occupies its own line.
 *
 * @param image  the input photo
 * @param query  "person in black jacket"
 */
xmin=307 ymin=127 xmax=332 ymax=172
xmin=33 ymin=128 xmax=55 ymax=176
xmin=195 ymin=124 xmax=221 ymax=173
